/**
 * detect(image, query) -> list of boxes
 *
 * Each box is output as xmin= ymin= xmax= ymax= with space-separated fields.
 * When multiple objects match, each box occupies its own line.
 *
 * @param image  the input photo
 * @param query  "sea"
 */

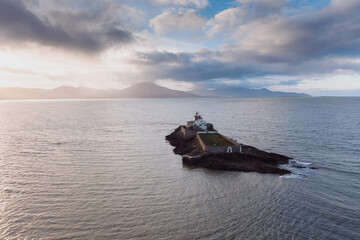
xmin=0 ymin=97 xmax=359 ymax=240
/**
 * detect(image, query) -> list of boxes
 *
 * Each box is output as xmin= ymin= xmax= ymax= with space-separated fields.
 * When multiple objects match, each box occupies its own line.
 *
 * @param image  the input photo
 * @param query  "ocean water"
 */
xmin=0 ymin=98 xmax=359 ymax=240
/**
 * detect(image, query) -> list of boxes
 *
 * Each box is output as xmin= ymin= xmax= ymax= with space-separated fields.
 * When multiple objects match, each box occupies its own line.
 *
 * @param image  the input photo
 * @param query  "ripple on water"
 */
xmin=0 ymin=98 xmax=359 ymax=240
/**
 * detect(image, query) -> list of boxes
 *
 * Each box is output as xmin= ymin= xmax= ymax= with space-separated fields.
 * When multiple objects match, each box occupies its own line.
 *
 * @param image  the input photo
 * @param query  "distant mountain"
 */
xmin=0 ymin=82 xmax=199 ymax=100
xmin=0 ymin=82 xmax=310 ymax=100
xmin=117 ymin=82 xmax=198 ymax=98
xmin=191 ymin=87 xmax=311 ymax=98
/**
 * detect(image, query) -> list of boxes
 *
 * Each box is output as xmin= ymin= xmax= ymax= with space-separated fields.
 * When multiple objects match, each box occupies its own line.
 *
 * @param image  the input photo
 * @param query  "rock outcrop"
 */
xmin=166 ymin=126 xmax=291 ymax=175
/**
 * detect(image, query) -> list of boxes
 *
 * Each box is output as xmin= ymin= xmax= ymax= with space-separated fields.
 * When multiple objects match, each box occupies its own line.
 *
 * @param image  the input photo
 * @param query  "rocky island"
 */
xmin=166 ymin=112 xmax=291 ymax=175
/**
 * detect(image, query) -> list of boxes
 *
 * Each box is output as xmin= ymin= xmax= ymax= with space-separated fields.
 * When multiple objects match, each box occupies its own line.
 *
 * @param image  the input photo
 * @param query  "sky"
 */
xmin=0 ymin=0 xmax=360 ymax=96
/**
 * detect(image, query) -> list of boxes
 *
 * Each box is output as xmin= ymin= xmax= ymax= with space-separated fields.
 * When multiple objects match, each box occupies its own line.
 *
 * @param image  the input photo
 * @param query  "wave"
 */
xmin=289 ymin=159 xmax=312 ymax=167
xmin=280 ymin=160 xmax=317 ymax=178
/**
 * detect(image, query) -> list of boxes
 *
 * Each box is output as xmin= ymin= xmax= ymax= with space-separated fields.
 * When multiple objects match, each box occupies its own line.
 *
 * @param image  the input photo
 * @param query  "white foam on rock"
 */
xmin=280 ymin=159 xmax=316 ymax=178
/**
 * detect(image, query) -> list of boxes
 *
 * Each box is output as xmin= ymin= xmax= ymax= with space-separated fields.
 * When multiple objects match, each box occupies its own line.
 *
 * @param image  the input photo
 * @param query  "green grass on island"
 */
xmin=199 ymin=133 xmax=235 ymax=146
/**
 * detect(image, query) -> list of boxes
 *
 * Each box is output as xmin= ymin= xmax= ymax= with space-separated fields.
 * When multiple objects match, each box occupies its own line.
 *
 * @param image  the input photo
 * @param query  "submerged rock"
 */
xmin=166 ymin=126 xmax=291 ymax=175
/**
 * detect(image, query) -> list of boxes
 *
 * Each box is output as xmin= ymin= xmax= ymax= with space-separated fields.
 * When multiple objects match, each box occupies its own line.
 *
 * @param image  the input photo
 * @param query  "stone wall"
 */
xmin=196 ymin=133 xmax=206 ymax=150
xmin=204 ymin=144 xmax=241 ymax=153
xmin=180 ymin=126 xmax=198 ymax=138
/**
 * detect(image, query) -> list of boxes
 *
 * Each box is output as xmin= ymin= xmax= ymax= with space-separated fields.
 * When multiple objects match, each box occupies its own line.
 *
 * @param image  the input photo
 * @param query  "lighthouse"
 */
xmin=194 ymin=112 xmax=202 ymax=121
xmin=193 ymin=112 xmax=207 ymax=131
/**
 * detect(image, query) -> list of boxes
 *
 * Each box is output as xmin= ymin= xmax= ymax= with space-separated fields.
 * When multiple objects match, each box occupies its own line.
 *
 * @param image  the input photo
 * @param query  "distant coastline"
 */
xmin=0 ymin=82 xmax=310 ymax=100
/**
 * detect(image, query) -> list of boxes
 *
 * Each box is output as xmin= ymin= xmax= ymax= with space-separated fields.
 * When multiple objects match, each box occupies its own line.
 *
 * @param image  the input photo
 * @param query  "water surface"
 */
xmin=0 ymin=98 xmax=359 ymax=239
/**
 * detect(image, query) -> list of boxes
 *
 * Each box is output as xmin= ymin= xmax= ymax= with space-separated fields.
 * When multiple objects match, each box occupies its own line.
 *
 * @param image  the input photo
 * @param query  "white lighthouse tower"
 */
xmin=193 ymin=112 xmax=207 ymax=131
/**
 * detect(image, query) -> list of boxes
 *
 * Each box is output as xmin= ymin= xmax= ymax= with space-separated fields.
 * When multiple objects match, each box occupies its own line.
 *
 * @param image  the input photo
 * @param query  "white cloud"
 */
xmin=138 ymin=30 xmax=205 ymax=52
xmin=154 ymin=0 xmax=208 ymax=9
xmin=333 ymin=69 xmax=357 ymax=75
xmin=206 ymin=0 xmax=287 ymax=38
xmin=232 ymin=17 xmax=292 ymax=54
xmin=150 ymin=9 xmax=206 ymax=35
xmin=207 ymin=7 xmax=247 ymax=37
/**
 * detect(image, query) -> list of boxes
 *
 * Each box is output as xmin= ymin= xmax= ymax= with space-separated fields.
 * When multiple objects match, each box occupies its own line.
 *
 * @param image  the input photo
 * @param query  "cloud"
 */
xmin=229 ymin=0 xmax=360 ymax=62
xmin=237 ymin=0 xmax=287 ymax=16
xmin=1 ymin=0 xmax=360 ymax=94
xmin=154 ymin=0 xmax=208 ymax=9
xmin=0 ymin=67 xmax=37 ymax=76
xmin=42 ymin=0 xmax=359 ymax=89
xmin=0 ymin=0 xmax=134 ymax=53
xmin=135 ymin=47 xmax=360 ymax=88
xmin=206 ymin=7 xmax=247 ymax=37
xmin=150 ymin=9 xmax=206 ymax=35
xmin=137 ymin=51 xmax=192 ymax=65
xmin=136 ymin=50 xmax=266 ymax=83
xmin=206 ymin=0 xmax=287 ymax=38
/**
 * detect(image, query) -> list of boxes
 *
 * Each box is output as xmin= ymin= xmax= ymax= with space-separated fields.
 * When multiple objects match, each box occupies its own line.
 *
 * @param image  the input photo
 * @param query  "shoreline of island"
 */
xmin=166 ymin=112 xmax=292 ymax=175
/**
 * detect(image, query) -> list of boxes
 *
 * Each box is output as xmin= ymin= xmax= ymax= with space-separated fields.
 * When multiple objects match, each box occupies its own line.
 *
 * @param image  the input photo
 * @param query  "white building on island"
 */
xmin=186 ymin=112 xmax=213 ymax=131
xmin=184 ymin=112 xmax=215 ymax=135
xmin=193 ymin=112 xmax=207 ymax=131
xmin=181 ymin=112 xmax=242 ymax=153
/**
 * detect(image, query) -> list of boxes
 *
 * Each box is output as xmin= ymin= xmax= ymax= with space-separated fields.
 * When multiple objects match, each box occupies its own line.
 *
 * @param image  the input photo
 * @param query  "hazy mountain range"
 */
xmin=191 ymin=87 xmax=310 ymax=98
xmin=0 ymin=82 xmax=310 ymax=100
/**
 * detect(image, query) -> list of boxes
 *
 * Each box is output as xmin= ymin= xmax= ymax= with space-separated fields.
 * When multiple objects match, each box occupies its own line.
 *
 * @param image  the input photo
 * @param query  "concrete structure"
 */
xmin=181 ymin=112 xmax=242 ymax=153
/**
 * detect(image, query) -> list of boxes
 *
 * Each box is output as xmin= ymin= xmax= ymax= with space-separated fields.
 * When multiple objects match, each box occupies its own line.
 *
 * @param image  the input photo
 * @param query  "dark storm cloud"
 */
xmin=0 ymin=0 xmax=133 ymax=53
